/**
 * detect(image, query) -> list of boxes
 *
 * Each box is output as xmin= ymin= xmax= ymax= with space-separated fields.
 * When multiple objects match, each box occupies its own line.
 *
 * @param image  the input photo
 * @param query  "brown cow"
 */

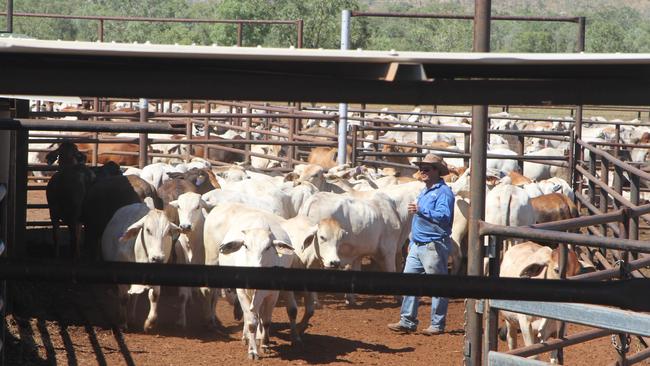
xmin=307 ymin=145 xmax=351 ymax=170
xmin=508 ymin=171 xmax=533 ymax=186
xmin=191 ymin=135 xmax=246 ymax=164
xmin=530 ymin=193 xmax=579 ymax=224
xmin=76 ymin=139 xmax=140 ymax=166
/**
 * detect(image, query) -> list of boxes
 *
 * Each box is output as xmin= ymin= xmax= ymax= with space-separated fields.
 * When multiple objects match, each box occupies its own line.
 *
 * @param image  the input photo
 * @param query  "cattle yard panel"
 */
xmin=16 ymin=99 xmax=650 ymax=364
xmin=0 ymin=11 xmax=304 ymax=47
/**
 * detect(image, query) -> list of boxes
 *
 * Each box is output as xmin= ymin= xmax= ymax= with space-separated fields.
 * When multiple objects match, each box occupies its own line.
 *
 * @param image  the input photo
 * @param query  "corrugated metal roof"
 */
xmin=2 ymin=37 xmax=650 ymax=65
xmin=1 ymin=38 xmax=650 ymax=105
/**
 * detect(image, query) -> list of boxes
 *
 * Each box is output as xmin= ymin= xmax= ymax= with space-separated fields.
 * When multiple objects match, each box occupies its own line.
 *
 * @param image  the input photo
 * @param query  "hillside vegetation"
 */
xmin=2 ymin=0 xmax=648 ymax=53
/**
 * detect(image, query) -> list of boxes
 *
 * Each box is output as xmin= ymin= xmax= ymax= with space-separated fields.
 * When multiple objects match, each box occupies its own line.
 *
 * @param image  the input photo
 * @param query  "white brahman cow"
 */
xmin=101 ymin=199 xmax=186 ymax=332
xmin=298 ymin=191 xmax=401 ymax=305
xmin=203 ymin=203 xmax=301 ymax=360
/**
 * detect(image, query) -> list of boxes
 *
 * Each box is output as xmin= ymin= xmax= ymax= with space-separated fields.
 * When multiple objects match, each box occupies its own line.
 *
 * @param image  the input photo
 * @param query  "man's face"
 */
xmin=418 ymin=164 xmax=439 ymax=184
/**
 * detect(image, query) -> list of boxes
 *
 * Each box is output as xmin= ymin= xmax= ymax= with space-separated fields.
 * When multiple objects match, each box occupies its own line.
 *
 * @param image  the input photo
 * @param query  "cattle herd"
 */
xmin=35 ymin=101 xmax=650 ymax=361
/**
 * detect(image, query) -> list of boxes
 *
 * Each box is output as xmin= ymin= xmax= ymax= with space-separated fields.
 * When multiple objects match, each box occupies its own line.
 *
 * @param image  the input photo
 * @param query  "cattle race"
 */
xmin=1 ymin=2 xmax=650 ymax=366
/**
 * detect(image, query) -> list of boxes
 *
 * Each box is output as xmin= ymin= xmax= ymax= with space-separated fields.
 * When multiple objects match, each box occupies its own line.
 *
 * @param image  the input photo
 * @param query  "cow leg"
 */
xmin=282 ymin=291 xmax=302 ymax=346
xmin=297 ymin=291 xmax=315 ymax=335
xmin=244 ymin=311 xmax=259 ymax=360
xmin=71 ymin=222 xmax=83 ymax=260
xmin=144 ymin=286 xmax=161 ymax=333
xmin=517 ymin=314 xmax=539 ymax=355
xmin=177 ymin=286 xmax=191 ymax=329
xmin=128 ymin=291 xmax=139 ymax=330
xmin=345 ymin=259 xmax=362 ymax=306
xmin=51 ymin=218 xmax=60 ymax=258
xmin=258 ymin=295 xmax=278 ymax=353
xmin=199 ymin=287 xmax=218 ymax=328
xmin=505 ymin=319 xmax=518 ymax=350
xmin=117 ymin=285 xmax=129 ymax=331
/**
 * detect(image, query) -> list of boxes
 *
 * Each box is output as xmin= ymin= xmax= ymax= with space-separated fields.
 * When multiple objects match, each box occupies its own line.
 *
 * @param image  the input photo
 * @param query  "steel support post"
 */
xmin=138 ymin=99 xmax=148 ymax=168
xmin=572 ymin=107 xmax=583 ymax=200
xmin=630 ymin=175 xmax=640 ymax=241
xmin=470 ymin=1 xmax=491 ymax=365
xmin=6 ymin=0 xmax=13 ymax=33
xmin=600 ymin=159 xmax=609 ymax=236
xmin=337 ymin=10 xmax=351 ymax=166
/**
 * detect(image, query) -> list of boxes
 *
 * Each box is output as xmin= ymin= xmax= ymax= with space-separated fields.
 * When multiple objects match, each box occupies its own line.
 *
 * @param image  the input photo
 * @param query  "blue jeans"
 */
xmin=399 ymin=238 xmax=450 ymax=331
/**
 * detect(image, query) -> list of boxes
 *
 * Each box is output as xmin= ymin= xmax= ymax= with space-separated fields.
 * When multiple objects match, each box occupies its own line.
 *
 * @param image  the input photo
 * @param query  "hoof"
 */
xmin=247 ymin=352 xmax=259 ymax=360
xmin=143 ymin=319 xmax=157 ymax=333
xmin=313 ymin=301 xmax=323 ymax=310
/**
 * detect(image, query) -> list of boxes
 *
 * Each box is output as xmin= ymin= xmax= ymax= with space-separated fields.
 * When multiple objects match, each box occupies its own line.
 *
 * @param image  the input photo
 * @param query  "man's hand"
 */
xmin=407 ymin=202 xmax=418 ymax=214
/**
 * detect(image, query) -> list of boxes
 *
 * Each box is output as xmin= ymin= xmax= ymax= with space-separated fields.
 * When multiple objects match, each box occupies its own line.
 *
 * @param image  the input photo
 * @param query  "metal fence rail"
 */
xmin=0 ymin=259 xmax=648 ymax=311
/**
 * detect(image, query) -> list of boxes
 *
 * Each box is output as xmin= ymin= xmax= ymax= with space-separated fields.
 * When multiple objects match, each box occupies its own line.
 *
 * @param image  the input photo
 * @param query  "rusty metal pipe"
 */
xmin=479 ymin=222 xmax=650 ymax=253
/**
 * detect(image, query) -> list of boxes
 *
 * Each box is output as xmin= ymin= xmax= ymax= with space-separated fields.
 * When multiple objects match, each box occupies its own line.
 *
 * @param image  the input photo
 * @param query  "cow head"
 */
xmin=314 ymin=218 xmax=348 ymax=269
xmin=120 ymin=208 xmax=180 ymax=264
xmin=296 ymin=164 xmax=325 ymax=189
xmin=220 ymin=227 xmax=294 ymax=267
xmin=517 ymin=245 xmax=580 ymax=280
xmin=46 ymin=141 xmax=86 ymax=167
xmin=169 ymin=192 xmax=209 ymax=233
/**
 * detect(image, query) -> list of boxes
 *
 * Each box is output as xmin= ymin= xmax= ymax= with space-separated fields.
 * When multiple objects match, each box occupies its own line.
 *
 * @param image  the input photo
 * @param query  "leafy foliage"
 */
xmin=1 ymin=0 xmax=648 ymax=53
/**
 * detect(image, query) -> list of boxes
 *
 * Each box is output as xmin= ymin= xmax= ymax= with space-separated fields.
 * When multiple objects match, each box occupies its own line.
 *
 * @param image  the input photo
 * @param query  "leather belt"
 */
xmin=414 ymin=240 xmax=435 ymax=246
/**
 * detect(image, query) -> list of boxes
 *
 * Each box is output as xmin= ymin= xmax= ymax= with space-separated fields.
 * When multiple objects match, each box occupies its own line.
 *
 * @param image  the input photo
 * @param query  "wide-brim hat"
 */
xmin=413 ymin=153 xmax=450 ymax=176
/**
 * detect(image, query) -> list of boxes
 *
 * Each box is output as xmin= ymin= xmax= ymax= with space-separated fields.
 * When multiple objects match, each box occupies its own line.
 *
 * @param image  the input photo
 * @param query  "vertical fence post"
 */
xmin=629 ymin=175 xmax=640 ymax=241
xmin=517 ymin=134 xmax=525 ymax=172
xmin=288 ymin=110 xmax=296 ymax=170
xmin=6 ymin=0 xmax=13 ymax=33
xmin=572 ymin=108 xmax=583 ymax=197
xmin=92 ymin=97 xmax=99 ymax=166
xmin=98 ymin=19 xmax=104 ymax=42
xmin=337 ymin=10 xmax=351 ymax=166
xmin=244 ymin=104 xmax=252 ymax=166
xmin=184 ymin=118 xmax=192 ymax=162
xmin=204 ymin=101 xmax=210 ymax=160
xmin=588 ymin=155 xmax=596 ymax=206
xmin=577 ymin=17 xmax=586 ymax=53
xmin=470 ymin=1 xmax=491 ymax=365
xmin=351 ymin=125 xmax=359 ymax=166
xmin=138 ymin=98 xmax=148 ymax=169
xmin=600 ymin=159 xmax=609 ymax=236
xmin=296 ymin=19 xmax=303 ymax=48
xmin=236 ymin=23 xmax=243 ymax=47
xmin=483 ymin=235 xmax=501 ymax=364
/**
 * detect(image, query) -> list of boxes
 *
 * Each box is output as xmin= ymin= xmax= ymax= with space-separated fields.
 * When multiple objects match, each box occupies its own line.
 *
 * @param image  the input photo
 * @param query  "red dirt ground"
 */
xmin=6 ymin=190 xmax=644 ymax=365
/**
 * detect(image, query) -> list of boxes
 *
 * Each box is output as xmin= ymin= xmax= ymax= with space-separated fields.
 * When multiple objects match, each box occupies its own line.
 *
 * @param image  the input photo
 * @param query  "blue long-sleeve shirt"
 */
xmin=411 ymin=179 xmax=455 ymax=243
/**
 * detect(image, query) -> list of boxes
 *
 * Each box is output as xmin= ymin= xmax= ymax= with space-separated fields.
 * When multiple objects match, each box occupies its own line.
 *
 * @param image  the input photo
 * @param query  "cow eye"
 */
xmin=319 ymin=236 xmax=325 ymax=241
xmin=553 ymin=267 xmax=560 ymax=274
xmin=146 ymin=228 xmax=152 ymax=235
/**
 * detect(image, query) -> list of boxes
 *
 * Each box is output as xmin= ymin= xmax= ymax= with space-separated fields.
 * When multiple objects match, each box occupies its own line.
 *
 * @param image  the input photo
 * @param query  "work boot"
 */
xmin=421 ymin=326 xmax=444 ymax=336
xmin=387 ymin=322 xmax=415 ymax=333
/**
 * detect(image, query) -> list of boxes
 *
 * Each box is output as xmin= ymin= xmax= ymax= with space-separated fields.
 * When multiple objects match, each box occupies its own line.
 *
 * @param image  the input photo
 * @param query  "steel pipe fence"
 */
xmin=0 ymin=12 xmax=303 ymax=47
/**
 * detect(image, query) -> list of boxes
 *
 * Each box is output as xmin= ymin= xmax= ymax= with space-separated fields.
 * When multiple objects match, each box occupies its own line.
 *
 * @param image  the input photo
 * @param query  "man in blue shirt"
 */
xmin=388 ymin=153 xmax=454 ymax=335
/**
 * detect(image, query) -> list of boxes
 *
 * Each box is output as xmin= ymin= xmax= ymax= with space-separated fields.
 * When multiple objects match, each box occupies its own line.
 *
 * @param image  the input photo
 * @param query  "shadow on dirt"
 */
xmin=272 ymin=330 xmax=416 ymax=363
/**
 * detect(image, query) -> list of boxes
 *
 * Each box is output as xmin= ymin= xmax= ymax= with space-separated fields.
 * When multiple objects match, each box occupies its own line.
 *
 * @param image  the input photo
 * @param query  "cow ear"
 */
xmin=302 ymin=225 xmax=318 ymax=250
xmin=284 ymin=172 xmax=299 ymax=182
xmin=169 ymin=200 xmax=179 ymax=208
xmin=273 ymin=240 xmax=295 ymax=256
xmin=519 ymin=263 xmax=546 ymax=278
xmin=169 ymin=222 xmax=181 ymax=236
xmin=120 ymin=217 xmax=146 ymax=242
xmin=45 ymin=149 xmax=59 ymax=165
xmin=220 ymin=240 xmax=244 ymax=254
xmin=143 ymin=197 xmax=156 ymax=210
